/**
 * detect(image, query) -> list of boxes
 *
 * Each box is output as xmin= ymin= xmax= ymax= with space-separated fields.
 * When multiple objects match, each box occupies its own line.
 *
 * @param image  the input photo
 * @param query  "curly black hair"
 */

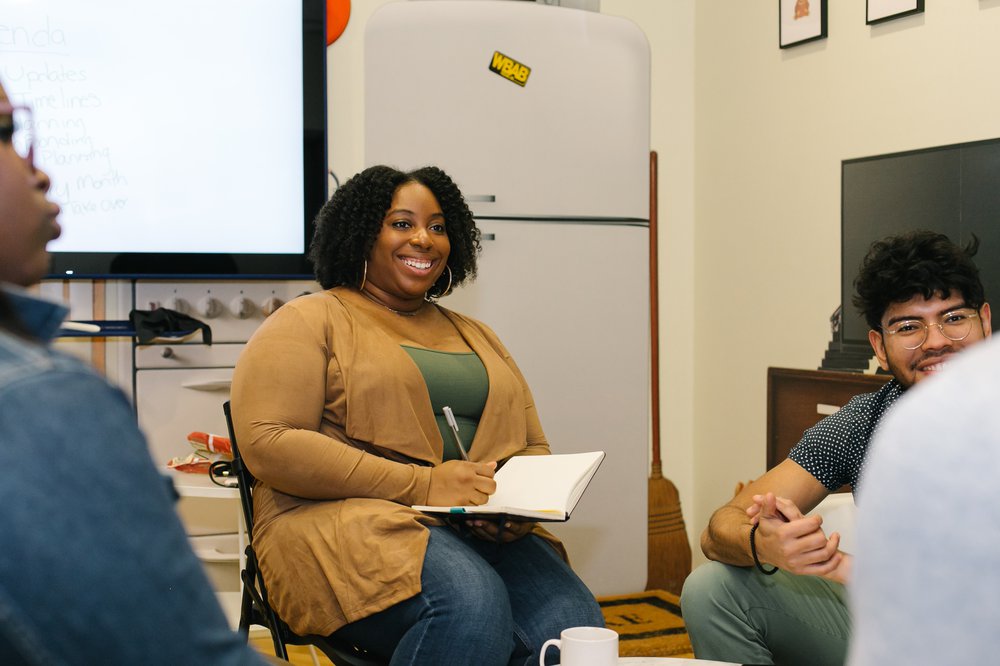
xmin=853 ymin=230 xmax=985 ymax=331
xmin=308 ymin=165 xmax=481 ymax=293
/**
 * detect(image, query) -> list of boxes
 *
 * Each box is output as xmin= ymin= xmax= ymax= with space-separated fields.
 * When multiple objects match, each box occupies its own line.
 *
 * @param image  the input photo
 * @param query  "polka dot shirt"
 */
xmin=789 ymin=379 xmax=905 ymax=495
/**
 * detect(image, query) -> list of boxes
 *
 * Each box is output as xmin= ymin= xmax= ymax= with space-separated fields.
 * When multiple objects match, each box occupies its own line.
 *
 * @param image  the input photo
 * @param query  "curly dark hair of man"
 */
xmin=852 ymin=230 xmax=985 ymax=331
xmin=308 ymin=165 xmax=481 ymax=293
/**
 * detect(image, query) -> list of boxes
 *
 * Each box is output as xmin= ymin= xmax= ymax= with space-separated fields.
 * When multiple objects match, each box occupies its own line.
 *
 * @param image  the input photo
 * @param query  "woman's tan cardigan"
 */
xmin=230 ymin=287 xmax=562 ymax=636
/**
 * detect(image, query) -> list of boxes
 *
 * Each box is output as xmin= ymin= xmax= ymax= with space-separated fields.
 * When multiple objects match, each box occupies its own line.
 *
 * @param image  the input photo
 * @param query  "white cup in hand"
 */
xmin=539 ymin=626 xmax=618 ymax=666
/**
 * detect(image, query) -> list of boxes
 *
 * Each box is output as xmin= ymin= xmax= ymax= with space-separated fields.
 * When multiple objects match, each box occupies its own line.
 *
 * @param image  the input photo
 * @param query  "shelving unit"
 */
xmin=52 ymin=278 xmax=318 ymax=631
xmin=167 ymin=471 xmax=245 ymax=630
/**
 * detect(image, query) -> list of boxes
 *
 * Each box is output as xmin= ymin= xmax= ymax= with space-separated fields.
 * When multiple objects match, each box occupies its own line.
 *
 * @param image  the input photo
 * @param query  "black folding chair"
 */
xmin=222 ymin=401 xmax=386 ymax=665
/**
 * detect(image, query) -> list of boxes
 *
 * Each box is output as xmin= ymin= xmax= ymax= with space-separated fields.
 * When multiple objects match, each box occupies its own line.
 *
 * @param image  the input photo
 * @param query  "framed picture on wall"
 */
xmin=779 ymin=0 xmax=828 ymax=49
xmin=867 ymin=0 xmax=924 ymax=25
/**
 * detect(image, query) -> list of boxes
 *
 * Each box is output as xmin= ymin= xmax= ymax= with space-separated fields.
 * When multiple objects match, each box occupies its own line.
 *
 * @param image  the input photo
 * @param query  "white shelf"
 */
xmin=163 ymin=468 xmax=240 ymax=499
xmin=217 ymin=591 xmax=243 ymax=631
xmin=218 ymin=591 xmax=269 ymax=638
xmin=167 ymin=471 xmax=249 ymax=634
xmin=191 ymin=533 xmax=240 ymax=563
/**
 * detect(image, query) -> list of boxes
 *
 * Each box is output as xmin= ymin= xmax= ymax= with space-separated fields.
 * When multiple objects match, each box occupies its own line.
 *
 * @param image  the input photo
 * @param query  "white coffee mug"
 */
xmin=539 ymin=626 xmax=618 ymax=666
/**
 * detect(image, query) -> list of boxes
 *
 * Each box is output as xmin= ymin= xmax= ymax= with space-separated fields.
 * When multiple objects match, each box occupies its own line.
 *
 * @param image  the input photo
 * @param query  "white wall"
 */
xmin=600 ymin=0 xmax=697 ymax=561
xmin=692 ymin=2 xmax=1000 ymax=562
xmin=327 ymin=0 xmax=394 ymax=181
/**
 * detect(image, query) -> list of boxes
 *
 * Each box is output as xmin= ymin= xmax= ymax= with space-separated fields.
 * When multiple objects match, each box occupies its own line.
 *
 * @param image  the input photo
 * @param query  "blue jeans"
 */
xmin=333 ymin=525 xmax=604 ymax=666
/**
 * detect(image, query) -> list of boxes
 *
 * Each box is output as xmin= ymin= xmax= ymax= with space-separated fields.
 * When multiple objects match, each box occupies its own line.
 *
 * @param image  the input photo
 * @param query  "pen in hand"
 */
xmin=442 ymin=406 xmax=470 ymax=461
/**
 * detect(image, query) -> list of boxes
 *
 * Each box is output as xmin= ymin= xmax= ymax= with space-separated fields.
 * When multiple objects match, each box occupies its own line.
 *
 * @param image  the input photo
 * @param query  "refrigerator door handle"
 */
xmin=466 ymin=194 xmax=496 ymax=202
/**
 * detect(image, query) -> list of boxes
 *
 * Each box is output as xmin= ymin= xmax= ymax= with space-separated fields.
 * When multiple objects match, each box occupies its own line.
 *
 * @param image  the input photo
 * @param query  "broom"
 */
xmin=645 ymin=151 xmax=692 ymax=595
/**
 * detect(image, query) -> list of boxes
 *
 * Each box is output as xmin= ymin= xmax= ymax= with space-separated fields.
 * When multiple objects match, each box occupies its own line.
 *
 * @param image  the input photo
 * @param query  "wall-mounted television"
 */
xmin=841 ymin=137 xmax=1000 ymax=349
xmin=2 ymin=0 xmax=326 ymax=278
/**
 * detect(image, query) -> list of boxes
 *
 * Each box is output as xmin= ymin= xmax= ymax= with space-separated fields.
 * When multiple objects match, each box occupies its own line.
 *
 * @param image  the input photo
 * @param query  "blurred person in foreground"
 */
xmin=0 ymin=78 xmax=272 ymax=665
xmin=848 ymin=335 xmax=1000 ymax=665
xmin=681 ymin=230 xmax=992 ymax=666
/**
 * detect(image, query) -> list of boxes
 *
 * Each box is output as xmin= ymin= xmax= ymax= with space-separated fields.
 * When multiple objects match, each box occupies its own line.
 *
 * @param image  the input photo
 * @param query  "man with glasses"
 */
xmin=1 ymin=81 xmax=274 ymax=664
xmin=681 ymin=230 xmax=992 ymax=666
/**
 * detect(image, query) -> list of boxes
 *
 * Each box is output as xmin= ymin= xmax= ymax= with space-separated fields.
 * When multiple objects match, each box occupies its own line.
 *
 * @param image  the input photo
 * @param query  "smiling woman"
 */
xmin=362 ymin=180 xmax=452 ymax=314
xmin=308 ymin=165 xmax=480 ymax=297
xmin=230 ymin=164 xmax=607 ymax=665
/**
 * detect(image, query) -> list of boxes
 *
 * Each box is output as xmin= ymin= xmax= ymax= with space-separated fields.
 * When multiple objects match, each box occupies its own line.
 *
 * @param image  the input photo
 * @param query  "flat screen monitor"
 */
xmin=2 ymin=0 xmax=326 ymax=278
xmin=841 ymin=137 xmax=1000 ymax=347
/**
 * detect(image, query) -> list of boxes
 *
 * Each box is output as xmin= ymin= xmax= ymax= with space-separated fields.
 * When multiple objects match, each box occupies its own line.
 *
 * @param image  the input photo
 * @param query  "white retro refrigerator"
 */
xmin=365 ymin=0 xmax=650 ymax=596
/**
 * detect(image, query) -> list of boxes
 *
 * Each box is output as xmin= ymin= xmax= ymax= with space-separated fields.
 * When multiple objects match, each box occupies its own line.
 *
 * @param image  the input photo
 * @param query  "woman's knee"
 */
xmin=512 ymin=575 xmax=604 ymax=658
xmin=552 ymin=591 xmax=604 ymax=629
xmin=449 ymin=575 xmax=515 ymax=628
xmin=421 ymin=544 xmax=514 ymax=630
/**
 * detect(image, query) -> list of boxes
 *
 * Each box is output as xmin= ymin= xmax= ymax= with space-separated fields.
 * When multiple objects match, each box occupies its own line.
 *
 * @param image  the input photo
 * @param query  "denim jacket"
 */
xmin=0 ymin=288 xmax=267 ymax=665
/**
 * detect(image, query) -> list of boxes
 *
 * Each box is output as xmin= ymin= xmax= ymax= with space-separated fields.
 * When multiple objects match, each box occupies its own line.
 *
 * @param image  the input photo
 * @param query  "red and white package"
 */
xmin=167 ymin=453 xmax=213 ymax=474
xmin=186 ymin=431 xmax=233 ymax=458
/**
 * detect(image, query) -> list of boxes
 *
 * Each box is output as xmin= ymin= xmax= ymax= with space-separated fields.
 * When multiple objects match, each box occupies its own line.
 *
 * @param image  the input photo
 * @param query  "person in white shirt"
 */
xmin=848 ymin=335 xmax=1000 ymax=666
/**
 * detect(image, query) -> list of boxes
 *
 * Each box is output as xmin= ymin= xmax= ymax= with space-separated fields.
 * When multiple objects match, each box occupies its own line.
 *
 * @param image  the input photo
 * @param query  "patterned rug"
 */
xmin=598 ymin=588 xmax=694 ymax=658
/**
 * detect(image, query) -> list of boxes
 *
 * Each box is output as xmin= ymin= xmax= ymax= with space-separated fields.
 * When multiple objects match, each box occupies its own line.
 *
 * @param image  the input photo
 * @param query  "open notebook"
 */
xmin=413 ymin=451 xmax=605 ymax=522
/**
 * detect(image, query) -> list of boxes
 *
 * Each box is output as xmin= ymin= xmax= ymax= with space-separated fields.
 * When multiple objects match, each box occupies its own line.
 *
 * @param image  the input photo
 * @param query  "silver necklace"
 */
xmin=360 ymin=289 xmax=424 ymax=317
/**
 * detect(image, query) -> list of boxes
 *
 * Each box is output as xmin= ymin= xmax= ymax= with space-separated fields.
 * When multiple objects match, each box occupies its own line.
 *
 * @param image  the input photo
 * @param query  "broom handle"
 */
xmin=649 ymin=151 xmax=662 ymax=478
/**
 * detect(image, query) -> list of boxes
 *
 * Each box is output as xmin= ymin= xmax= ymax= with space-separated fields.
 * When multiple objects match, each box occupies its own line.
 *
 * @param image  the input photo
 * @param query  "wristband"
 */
xmin=749 ymin=523 xmax=779 ymax=575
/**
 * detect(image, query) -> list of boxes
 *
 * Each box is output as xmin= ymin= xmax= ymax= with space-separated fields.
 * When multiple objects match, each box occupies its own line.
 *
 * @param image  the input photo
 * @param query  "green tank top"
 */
xmin=401 ymin=346 xmax=489 ymax=461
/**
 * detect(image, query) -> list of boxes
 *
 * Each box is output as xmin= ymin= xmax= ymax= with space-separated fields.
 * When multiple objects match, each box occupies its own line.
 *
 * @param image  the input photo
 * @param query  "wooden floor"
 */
xmin=250 ymin=633 xmax=336 ymax=666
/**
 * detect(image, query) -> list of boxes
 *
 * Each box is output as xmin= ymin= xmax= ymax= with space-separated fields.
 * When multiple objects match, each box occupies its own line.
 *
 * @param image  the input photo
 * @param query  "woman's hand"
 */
xmin=427 ymin=460 xmax=497 ymax=506
xmin=468 ymin=518 xmax=535 ymax=543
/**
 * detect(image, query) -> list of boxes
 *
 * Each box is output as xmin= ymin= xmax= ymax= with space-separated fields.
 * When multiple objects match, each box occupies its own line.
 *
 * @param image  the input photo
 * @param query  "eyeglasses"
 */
xmin=0 ymin=102 xmax=35 ymax=170
xmin=881 ymin=309 xmax=981 ymax=350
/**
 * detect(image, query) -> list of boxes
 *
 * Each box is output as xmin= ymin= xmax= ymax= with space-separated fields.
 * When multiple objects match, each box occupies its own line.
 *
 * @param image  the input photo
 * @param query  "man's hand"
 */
xmin=700 ymin=459 xmax=832 ymax=566
xmin=748 ymin=493 xmax=845 ymax=579
xmin=427 ymin=460 xmax=497 ymax=506
xmin=822 ymin=552 xmax=852 ymax=585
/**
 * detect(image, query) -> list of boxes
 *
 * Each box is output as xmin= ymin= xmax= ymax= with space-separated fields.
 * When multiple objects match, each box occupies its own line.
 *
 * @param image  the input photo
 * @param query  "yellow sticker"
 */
xmin=488 ymin=50 xmax=531 ymax=87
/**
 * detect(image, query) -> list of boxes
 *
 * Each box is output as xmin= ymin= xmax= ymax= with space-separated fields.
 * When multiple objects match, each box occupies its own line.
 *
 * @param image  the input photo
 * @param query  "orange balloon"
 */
xmin=327 ymin=0 xmax=350 ymax=45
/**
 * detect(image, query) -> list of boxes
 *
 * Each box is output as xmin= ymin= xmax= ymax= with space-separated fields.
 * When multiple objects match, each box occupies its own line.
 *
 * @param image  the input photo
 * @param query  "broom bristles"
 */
xmin=647 ymin=474 xmax=692 ymax=595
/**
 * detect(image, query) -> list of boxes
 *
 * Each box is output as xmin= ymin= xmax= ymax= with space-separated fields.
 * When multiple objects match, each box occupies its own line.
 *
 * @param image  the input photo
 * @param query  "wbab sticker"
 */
xmin=488 ymin=50 xmax=530 ymax=87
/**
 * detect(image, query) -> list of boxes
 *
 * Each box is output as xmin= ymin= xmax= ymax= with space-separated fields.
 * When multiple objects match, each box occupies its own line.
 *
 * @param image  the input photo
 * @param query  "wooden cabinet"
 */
xmin=766 ymin=367 xmax=890 ymax=492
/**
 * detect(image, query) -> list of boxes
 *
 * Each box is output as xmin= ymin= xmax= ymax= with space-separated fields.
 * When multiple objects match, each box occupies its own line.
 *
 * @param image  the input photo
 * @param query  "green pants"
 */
xmin=680 ymin=562 xmax=850 ymax=666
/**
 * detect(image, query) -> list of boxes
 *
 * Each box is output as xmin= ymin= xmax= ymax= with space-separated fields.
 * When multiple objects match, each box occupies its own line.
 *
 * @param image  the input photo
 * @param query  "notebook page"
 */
xmin=484 ymin=452 xmax=604 ymax=512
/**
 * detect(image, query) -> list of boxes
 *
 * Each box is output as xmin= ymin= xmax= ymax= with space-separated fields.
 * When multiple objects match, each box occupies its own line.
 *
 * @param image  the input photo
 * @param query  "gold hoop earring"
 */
xmin=359 ymin=260 xmax=367 ymax=291
xmin=442 ymin=265 xmax=453 ymax=297
xmin=428 ymin=265 xmax=453 ymax=300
